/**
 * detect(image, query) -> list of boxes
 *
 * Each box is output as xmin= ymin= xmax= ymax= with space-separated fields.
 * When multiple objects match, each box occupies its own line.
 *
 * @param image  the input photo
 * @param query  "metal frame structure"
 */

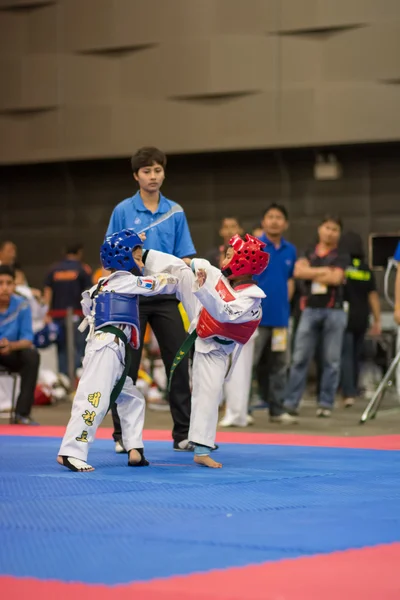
xmin=360 ymin=257 xmax=400 ymax=424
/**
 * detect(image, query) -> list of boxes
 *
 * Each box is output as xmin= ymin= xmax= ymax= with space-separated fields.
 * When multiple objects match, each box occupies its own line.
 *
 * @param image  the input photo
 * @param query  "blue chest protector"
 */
xmin=94 ymin=292 xmax=140 ymax=333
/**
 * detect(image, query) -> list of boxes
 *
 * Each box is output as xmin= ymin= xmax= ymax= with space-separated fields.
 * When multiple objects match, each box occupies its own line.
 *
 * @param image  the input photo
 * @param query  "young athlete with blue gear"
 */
xmin=57 ymin=229 xmax=179 ymax=472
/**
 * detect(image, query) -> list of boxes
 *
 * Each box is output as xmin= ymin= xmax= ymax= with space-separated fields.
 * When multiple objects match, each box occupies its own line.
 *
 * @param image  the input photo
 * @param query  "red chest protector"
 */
xmin=196 ymin=279 xmax=260 ymax=345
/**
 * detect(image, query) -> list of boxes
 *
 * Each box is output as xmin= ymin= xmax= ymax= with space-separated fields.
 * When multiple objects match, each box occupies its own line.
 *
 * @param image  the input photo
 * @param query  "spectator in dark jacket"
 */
xmin=339 ymin=232 xmax=381 ymax=407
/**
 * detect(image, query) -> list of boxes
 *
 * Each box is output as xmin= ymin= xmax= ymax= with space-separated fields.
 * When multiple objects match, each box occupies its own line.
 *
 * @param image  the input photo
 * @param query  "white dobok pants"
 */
xmin=188 ymin=348 xmax=232 ymax=448
xmin=58 ymin=332 xmax=145 ymax=462
xmin=221 ymin=333 xmax=256 ymax=426
xmin=145 ymin=251 xmax=240 ymax=448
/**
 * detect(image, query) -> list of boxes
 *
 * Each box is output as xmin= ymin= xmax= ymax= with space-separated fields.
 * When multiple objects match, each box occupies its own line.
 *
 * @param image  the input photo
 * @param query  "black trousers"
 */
xmin=111 ymin=296 xmax=191 ymax=443
xmin=0 ymin=348 xmax=40 ymax=416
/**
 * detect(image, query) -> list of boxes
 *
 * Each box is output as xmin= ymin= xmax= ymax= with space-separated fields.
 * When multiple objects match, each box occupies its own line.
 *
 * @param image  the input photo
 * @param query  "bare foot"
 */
xmin=57 ymin=455 xmax=95 ymax=472
xmin=128 ymin=449 xmax=142 ymax=464
xmin=194 ymin=455 xmax=222 ymax=468
xmin=127 ymin=448 xmax=149 ymax=466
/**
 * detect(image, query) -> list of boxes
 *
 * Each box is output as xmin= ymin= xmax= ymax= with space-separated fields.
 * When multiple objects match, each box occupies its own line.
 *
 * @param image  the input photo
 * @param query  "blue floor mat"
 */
xmin=0 ymin=436 xmax=400 ymax=585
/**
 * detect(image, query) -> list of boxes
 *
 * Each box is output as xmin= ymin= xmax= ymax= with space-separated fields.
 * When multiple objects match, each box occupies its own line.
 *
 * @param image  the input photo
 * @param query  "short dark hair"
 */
xmin=0 ymin=240 xmax=16 ymax=251
xmin=0 ymin=265 xmax=15 ymax=279
xmin=131 ymin=147 xmax=167 ymax=174
xmin=220 ymin=216 xmax=242 ymax=226
xmin=320 ymin=214 xmax=343 ymax=229
xmin=65 ymin=243 xmax=83 ymax=255
xmin=263 ymin=203 xmax=289 ymax=221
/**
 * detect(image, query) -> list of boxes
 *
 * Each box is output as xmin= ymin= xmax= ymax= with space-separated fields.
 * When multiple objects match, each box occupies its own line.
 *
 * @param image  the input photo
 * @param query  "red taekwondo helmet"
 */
xmin=221 ymin=234 xmax=270 ymax=279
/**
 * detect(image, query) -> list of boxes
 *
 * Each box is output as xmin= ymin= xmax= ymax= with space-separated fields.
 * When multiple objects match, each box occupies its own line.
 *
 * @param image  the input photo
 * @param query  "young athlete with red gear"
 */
xmin=143 ymin=234 xmax=270 ymax=468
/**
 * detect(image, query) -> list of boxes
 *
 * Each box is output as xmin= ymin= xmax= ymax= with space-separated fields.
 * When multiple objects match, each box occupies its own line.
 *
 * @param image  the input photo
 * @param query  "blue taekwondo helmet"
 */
xmin=100 ymin=229 xmax=144 ymax=275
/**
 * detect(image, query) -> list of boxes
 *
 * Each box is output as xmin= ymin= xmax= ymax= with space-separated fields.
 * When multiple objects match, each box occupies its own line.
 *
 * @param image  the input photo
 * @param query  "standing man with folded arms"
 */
xmin=106 ymin=147 xmax=196 ymax=452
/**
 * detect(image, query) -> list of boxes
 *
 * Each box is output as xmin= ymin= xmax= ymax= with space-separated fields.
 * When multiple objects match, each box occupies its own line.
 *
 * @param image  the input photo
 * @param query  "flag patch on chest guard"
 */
xmin=137 ymin=277 xmax=155 ymax=290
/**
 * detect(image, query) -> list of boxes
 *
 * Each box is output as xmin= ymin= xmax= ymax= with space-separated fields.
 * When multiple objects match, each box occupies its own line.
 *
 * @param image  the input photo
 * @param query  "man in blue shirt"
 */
xmin=106 ymin=147 xmax=196 ymax=451
xmin=0 ymin=265 xmax=40 ymax=424
xmin=254 ymin=204 xmax=297 ymax=424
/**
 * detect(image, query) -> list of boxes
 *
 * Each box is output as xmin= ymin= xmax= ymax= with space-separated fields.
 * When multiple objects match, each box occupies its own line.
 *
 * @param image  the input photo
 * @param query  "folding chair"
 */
xmin=0 ymin=365 xmax=18 ymax=424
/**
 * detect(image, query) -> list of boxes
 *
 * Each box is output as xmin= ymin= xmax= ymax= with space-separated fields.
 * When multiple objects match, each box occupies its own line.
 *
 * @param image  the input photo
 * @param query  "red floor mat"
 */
xmin=1 ymin=425 xmax=400 ymax=450
xmin=2 ymin=543 xmax=400 ymax=600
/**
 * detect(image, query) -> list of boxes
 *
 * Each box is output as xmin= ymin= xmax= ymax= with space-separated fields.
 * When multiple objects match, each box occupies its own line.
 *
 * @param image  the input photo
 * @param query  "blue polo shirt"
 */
xmin=0 ymin=295 xmax=33 ymax=342
xmin=254 ymin=235 xmax=297 ymax=327
xmin=394 ymin=241 xmax=400 ymax=262
xmin=106 ymin=191 xmax=196 ymax=258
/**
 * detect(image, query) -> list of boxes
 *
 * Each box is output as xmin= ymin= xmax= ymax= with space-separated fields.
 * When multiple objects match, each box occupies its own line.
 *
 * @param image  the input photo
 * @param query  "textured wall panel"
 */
xmin=0 ymin=0 xmax=400 ymax=164
xmin=0 ymin=12 xmax=26 ymax=54
xmin=62 ymin=106 xmax=113 ymax=156
xmin=315 ymin=84 xmax=400 ymax=143
xmin=64 ymin=0 xmax=279 ymax=52
xmin=280 ymin=24 xmax=400 ymax=84
xmin=0 ymin=55 xmax=59 ymax=111
xmin=27 ymin=4 xmax=59 ymax=53
xmin=324 ymin=23 xmax=400 ymax=81
xmin=122 ymin=36 xmax=276 ymax=100
xmin=0 ymin=109 xmax=60 ymax=163
xmin=213 ymin=92 xmax=278 ymax=149
xmin=112 ymin=99 xmax=218 ymax=155
xmin=280 ymin=0 xmax=400 ymax=32
xmin=281 ymin=38 xmax=321 ymax=83
xmin=280 ymin=88 xmax=316 ymax=145
xmin=174 ymin=36 xmax=274 ymax=97
xmin=61 ymin=55 xmax=120 ymax=105
xmin=214 ymin=0 xmax=279 ymax=34
xmin=0 ymin=0 xmax=54 ymax=7
xmin=26 ymin=109 xmax=61 ymax=157
xmin=63 ymin=0 xmax=120 ymax=53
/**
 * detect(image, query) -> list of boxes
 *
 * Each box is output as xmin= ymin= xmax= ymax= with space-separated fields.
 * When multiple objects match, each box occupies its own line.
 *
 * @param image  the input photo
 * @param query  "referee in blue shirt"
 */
xmin=106 ymin=147 xmax=196 ymax=451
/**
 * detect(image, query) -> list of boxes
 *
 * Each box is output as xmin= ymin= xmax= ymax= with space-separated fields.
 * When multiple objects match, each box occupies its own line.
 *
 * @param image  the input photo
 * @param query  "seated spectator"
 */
xmin=0 ymin=265 xmax=40 ymax=425
xmin=14 ymin=263 xmax=49 ymax=335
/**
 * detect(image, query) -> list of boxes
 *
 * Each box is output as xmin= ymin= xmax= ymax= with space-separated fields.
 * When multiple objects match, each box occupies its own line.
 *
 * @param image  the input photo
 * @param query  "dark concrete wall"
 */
xmin=1 ymin=144 xmax=399 ymax=289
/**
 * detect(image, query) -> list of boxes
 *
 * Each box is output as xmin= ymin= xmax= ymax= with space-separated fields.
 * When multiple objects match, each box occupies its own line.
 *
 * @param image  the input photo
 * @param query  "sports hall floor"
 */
xmin=1 ymin=398 xmax=400 ymax=599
